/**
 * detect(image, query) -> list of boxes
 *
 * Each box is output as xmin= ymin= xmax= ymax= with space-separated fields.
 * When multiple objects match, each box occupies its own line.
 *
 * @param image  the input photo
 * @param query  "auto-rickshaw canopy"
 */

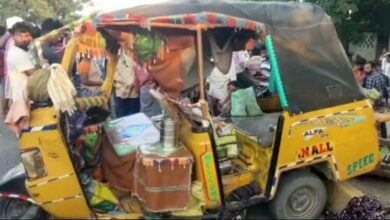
xmin=95 ymin=0 xmax=364 ymax=114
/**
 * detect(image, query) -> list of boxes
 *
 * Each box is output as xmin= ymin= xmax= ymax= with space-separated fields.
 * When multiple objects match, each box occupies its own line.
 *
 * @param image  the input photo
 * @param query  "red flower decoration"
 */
xmin=227 ymin=17 xmax=237 ymax=28
xmin=153 ymin=16 xmax=171 ymax=23
xmin=183 ymin=14 xmax=197 ymax=24
xmin=245 ymin=21 xmax=257 ymax=31
xmin=206 ymin=13 xmax=218 ymax=24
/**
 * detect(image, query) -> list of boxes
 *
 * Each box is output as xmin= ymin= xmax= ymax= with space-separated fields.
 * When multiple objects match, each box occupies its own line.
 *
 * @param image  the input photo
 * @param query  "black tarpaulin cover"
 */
xmin=96 ymin=0 xmax=364 ymax=114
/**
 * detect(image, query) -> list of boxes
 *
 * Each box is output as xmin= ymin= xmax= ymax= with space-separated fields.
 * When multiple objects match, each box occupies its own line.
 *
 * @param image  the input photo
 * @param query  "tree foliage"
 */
xmin=0 ymin=0 xmax=90 ymax=26
xmin=305 ymin=0 xmax=390 ymax=46
xmin=244 ymin=0 xmax=390 ymax=47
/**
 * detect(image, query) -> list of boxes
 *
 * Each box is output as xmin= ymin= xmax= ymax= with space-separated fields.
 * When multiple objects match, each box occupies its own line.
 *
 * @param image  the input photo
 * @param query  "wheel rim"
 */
xmin=286 ymin=186 xmax=318 ymax=218
xmin=0 ymin=199 xmax=32 ymax=219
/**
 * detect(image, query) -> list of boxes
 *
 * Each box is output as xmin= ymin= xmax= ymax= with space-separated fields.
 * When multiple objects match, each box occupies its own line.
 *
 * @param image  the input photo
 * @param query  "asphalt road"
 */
xmin=0 ymin=120 xmax=20 ymax=177
xmin=349 ymin=174 xmax=390 ymax=207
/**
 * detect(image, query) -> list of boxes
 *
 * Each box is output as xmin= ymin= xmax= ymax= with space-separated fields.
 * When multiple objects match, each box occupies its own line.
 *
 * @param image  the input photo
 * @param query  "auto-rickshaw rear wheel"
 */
xmin=0 ymin=198 xmax=46 ymax=219
xmin=269 ymin=171 xmax=327 ymax=219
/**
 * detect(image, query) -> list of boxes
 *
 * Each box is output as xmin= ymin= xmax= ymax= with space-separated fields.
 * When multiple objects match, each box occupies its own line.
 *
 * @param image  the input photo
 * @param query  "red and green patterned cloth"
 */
xmin=95 ymin=12 xmax=265 ymax=33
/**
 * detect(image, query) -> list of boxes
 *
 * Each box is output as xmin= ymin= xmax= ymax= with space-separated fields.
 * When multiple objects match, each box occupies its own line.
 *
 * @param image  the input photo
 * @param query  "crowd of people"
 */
xmin=0 ymin=16 xmax=165 ymax=136
xmin=207 ymin=38 xmax=271 ymax=116
xmin=352 ymin=51 xmax=390 ymax=107
xmin=0 ymin=17 xmax=74 ymax=135
xmin=0 ymin=15 xmax=274 ymax=137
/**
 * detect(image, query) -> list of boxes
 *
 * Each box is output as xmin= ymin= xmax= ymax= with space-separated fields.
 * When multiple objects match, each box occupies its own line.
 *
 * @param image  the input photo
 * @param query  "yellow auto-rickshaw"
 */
xmin=0 ymin=1 xmax=382 ymax=219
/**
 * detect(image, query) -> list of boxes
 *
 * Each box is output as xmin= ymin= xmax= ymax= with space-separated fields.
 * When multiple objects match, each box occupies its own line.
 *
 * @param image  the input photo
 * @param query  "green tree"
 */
xmin=244 ymin=0 xmax=390 ymax=50
xmin=305 ymin=0 xmax=390 ymax=49
xmin=0 ymin=0 xmax=90 ymax=26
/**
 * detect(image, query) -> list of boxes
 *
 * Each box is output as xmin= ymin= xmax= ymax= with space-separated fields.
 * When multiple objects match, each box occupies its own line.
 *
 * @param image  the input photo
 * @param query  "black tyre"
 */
xmin=220 ymin=208 xmax=247 ymax=220
xmin=0 ymin=198 xmax=47 ymax=219
xmin=269 ymin=171 xmax=327 ymax=219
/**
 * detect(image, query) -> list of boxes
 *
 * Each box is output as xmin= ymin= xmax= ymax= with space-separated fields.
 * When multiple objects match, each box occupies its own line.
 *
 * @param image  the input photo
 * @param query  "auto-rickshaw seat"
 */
xmin=31 ymin=101 xmax=53 ymax=110
xmin=230 ymin=113 xmax=280 ymax=148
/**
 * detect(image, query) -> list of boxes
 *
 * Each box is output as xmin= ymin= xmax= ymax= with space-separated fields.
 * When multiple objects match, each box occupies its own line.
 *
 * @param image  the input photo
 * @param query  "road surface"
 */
xmin=0 ymin=120 xmax=20 ymax=176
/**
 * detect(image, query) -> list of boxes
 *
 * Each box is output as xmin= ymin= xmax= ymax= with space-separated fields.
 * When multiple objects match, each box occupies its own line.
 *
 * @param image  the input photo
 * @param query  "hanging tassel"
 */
xmin=170 ymin=158 xmax=175 ymax=170
xmin=156 ymin=159 xmax=164 ymax=173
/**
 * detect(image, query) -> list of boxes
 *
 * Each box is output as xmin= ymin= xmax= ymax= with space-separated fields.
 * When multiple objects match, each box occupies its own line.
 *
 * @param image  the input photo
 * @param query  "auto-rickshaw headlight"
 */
xmin=20 ymin=148 xmax=47 ymax=180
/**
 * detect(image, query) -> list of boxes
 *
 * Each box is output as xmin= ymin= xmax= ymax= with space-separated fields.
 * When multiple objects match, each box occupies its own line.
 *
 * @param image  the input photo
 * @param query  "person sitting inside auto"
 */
xmin=218 ymin=79 xmax=263 ymax=117
xmin=236 ymin=56 xmax=260 ymax=89
xmin=77 ymin=57 xmax=104 ymax=97
xmin=236 ymin=53 xmax=270 ymax=98
xmin=217 ymin=80 xmax=240 ymax=115
xmin=258 ymin=45 xmax=271 ymax=87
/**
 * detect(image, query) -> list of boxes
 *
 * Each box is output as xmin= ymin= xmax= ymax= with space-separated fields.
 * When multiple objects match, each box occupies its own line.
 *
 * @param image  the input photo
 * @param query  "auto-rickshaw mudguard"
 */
xmin=0 ymin=163 xmax=28 ymax=196
xmin=19 ymin=107 xmax=91 ymax=219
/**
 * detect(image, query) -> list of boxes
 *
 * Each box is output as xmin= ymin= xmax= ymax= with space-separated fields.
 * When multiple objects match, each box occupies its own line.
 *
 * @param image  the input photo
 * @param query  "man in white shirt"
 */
xmin=1 ymin=16 xmax=24 ymax=117
xmin=381 ymin=52 xmax=390 ymax=78
xmin=4 ymin=21 xmax=36 ymax=136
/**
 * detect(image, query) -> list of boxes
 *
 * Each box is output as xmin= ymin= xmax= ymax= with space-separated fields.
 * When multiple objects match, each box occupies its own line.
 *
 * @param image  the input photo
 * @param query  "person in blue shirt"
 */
xmin=40 ymin=18 xmax=63 ymax=64
xmin=363 ymin=61 xmax=389 ymax=105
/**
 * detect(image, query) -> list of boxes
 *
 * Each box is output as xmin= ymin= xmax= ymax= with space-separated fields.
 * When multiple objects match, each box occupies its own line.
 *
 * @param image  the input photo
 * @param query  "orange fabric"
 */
xmin=78 ymin=59 xmax=91 ymax=75
xmin=76 ymin=23 xmax=107 ymax=58
xmin=83 ymin=22 xmax=95 ymax=35
xmin=148 ymin=50 xmax=184 ymax=96
xmin=147 ymin=35 xmax=195 ymax=97
xmin=245 ymin=38 xmax=255 ymax=51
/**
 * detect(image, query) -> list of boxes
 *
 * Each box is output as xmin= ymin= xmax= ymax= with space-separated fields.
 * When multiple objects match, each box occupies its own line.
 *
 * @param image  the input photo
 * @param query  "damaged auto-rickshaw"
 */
xmin=0 ymin=1 xmax=383 ymax=219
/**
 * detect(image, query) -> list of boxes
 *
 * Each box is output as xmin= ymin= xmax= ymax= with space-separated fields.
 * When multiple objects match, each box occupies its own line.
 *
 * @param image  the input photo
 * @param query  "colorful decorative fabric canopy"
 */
xmin=95 ymin=12 xmax=265 ymax=33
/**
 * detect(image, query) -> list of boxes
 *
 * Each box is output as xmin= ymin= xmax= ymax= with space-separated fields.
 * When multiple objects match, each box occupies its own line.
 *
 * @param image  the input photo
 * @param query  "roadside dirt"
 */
xmin=348 ymin=174 xmax=390 ymax=207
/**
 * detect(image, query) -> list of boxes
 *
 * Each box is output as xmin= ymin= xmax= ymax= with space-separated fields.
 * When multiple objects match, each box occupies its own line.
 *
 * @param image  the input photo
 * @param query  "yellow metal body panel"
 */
xmin=96 ymin=213 xmax=143 ymax=219
xmin=17 ymin=102 xmax=380 ymax=218
xmin=28 ymin=107 xmax=58 ymax=127
xmin=271 ymin=100 xmax=381 ymax=197
xmin=19 ymin=107 xmax=91 ymax=219
xmin=222 ymin=171 xmax=254 ymax=196
xmin=235 ymin=132 xmax=273 ymax=192
xmin=179 ymin=118 xmax=222 ymax=209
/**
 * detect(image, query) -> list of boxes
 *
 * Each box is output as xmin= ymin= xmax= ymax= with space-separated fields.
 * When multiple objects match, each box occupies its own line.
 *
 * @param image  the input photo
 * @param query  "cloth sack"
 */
xmin=27 ymin=68 xmax=51 ymax=102
xmin=231 ymin=87 xmax=263 ymax=116
xmin=101 ymin=135 xmax=136 ymax=192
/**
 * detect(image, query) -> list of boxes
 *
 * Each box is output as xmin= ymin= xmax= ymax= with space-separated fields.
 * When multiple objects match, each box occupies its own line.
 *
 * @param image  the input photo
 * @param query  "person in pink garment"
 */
xmin=4 ymin=21 xmax=36 ymax=137
xmin=352 ymin=55 xmax=366 ymax=86
xmin=1 ymin=16 xmax=23 ymax=117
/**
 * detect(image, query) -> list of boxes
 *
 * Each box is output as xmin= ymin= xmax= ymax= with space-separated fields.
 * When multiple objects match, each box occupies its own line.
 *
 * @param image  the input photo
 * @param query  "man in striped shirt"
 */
xmin=363 ymin=61 xmax=388 ymax=105
xmin=258 ymin=46 xmax=271 ymax=87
